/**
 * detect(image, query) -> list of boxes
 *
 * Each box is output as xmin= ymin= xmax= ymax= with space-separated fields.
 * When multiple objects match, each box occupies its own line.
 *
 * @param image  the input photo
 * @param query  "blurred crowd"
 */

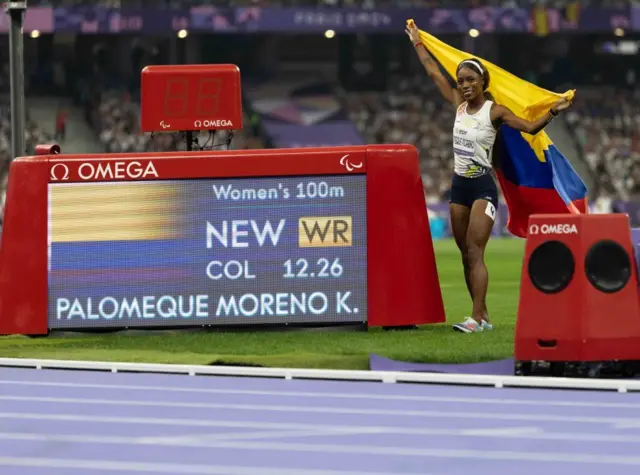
xmin=1 ymin=76 xmax=637 ymax=219
xmin=28 ymin=0 xmax=640 ymax=8
xmin=347 ymin=75 xmax=458 ymax=203
xmin=83 ymin=87 xmax=264 ymax=153
xmin=0 ymin=102 xmax=53 ymax=234
xmin=1 ymin=0 xmax=639 ymax=229
xmin=0 ymin=103 xmax=53 ymax=173
xmin=347 ymin=75 xmax=640 ymax=206
xmin=565 ymin=87 xmax=640 ymax=201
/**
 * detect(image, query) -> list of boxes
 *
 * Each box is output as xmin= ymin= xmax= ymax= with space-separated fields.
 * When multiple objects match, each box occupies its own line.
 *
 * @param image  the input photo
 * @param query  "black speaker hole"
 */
xmin=585 ymin=240 xmax=631 ymax=293
xmin=528 ymin=241 xmax=575 ymax=294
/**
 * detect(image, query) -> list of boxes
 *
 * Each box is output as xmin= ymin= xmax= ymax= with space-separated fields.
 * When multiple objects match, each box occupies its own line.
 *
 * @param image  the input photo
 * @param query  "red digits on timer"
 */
xmin=163 ymin=78 xmax=222 ymax=117
xmin=163 ymin=79 xmax=189 ymax=116
xmin=196 ymin=78 xmax=222 ymax=116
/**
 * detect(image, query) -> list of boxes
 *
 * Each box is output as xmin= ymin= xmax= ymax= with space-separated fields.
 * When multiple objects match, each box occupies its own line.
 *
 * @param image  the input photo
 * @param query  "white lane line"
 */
xmin=1 ymin=379 xmax=638 ymax=409
xmin=0 ymin=456 xmax=421 ymax=475
xmin=460 ymin=427 xmax=543 ymax=437
xmin=1 ymin=432 xmax=640 ymax=466
xmin=0 ymin=395 xmax=636 ymax=426
xmin=2 ymin=413 xmax=640 ymax=444
xmin=613 ymin=422 xmax=640 ymax=429
xmin=137 ymin=428 xmax=386 ymax=444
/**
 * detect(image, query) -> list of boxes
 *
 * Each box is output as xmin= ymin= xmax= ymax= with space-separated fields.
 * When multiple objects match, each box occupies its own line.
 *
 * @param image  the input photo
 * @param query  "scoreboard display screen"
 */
xmin=47 ymin=175 xmax=367 ymax=329
xmin=0 ymin=143 xmax=445 ymax=336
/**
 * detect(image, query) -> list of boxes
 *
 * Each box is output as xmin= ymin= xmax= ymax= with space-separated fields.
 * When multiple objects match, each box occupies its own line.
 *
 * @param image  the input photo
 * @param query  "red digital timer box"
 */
xmin=140 ymin=64 xmax=243 ymax=133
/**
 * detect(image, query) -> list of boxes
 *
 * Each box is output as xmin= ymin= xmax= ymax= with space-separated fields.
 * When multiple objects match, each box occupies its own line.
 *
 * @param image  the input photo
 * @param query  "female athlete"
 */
xmin=406 ymin=21 xmax=572 ymax=333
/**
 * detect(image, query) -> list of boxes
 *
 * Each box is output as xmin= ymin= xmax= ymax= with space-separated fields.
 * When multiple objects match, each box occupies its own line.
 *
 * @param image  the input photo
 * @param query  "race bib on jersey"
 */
xmin=485 ymin=201 xmax=496 ymax=221
xmin=453 ymin=115 xmax=479 ymax=157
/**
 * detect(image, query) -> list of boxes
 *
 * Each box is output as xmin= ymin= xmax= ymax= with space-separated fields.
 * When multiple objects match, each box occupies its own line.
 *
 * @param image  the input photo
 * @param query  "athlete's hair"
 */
xmin=456 ymin=58 xmax=493 ymax=101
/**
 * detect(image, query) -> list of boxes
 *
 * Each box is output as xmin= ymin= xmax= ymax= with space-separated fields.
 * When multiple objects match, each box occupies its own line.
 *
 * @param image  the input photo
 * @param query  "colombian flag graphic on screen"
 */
xmin=49 ymin=182 xmax=184 ymax=243
xmin=409 ymin=21 xmax=588 ymax=238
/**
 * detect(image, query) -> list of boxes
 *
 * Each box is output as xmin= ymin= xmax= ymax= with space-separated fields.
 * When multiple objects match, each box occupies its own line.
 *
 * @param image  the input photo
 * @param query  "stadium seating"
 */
xmin=346 ymin=74 xmax=638 ymax=209
xmin=565 ymin=87 xmax=640 ymax=201
xmin=0 ymin=102 xmax=53 ymax=223
xmin=30 ymin=0 xmax=622 ymax=7
xmin=75 ymin=71 xmax=636 ymax=215
xmin=84 ymin=87 xmax=264 ymax=153
xmin=346 ymin=74 xmax=505 ymax=204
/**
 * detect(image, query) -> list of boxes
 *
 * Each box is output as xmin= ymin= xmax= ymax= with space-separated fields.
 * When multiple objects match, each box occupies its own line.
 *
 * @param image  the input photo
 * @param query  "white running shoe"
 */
xmin=452 ymin=317 xmax=483 ymax=333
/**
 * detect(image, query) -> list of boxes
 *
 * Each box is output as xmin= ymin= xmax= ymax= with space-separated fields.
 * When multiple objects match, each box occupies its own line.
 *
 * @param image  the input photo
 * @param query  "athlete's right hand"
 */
xmin=405 ymin=20 xmax=421 ymax=45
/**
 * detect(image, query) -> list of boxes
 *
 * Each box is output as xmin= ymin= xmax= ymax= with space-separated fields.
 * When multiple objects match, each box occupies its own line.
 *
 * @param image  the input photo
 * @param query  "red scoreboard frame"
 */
xmin=0 ymin=144 xmax=445 ymax=335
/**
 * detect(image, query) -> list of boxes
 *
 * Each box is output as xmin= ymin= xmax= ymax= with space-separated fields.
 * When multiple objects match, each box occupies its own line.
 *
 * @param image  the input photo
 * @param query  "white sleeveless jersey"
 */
xmin=452 ymin=100 xmax=497 ymax=178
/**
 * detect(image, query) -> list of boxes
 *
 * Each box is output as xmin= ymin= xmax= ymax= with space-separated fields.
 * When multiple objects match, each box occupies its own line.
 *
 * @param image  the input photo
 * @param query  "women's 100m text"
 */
xmin=296 ymin=181 xmax=345 ymax=199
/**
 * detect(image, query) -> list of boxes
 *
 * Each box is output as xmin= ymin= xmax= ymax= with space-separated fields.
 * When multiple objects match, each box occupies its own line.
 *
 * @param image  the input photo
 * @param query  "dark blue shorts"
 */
xmin=449 ymin=173 xmax=498 ymax=209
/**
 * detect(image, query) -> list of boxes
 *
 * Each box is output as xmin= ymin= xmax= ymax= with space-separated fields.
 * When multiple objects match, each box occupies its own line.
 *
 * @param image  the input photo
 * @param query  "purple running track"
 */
xmin=1 ymin=367 xmax=640 ymax=475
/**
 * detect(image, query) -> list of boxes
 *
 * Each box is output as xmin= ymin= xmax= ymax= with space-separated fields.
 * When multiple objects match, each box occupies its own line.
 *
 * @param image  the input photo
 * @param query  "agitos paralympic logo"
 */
xmin=50 ymin=161 xmax=159 ymax=182
xmin=339 ymin=154 xmax=363 ymax=172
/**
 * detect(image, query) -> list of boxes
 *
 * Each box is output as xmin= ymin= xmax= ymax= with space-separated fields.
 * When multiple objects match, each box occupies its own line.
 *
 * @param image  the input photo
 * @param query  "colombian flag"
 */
xmin=532 ymin=5 xmax=550 ymax=36
xmin=409 ymin=22 xmax=588 ymax=238
xmin=49 ymin=183 xmax=184 ymax=242
xmin=564 ymin=1 xmax=581 ymax=25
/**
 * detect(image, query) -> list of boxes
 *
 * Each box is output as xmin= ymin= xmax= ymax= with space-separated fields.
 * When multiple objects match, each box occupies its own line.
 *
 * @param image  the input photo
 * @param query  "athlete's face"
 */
xmin=456 ymin=67 xmax=483 ymax=101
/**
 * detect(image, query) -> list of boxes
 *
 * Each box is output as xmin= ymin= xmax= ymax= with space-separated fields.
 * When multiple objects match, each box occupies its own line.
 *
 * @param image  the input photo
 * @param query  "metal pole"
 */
xmin=5 ymin=2 xmax=27 ymax=161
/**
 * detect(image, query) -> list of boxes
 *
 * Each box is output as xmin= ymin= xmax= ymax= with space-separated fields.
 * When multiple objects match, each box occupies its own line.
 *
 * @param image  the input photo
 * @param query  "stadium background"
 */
xmin=0 ymin=0 xmax=638 ymax=366
xmin=2 ymin=8 xmax=640 ymax=474
xmin=1 ymin=1 xmax=639 ymax=238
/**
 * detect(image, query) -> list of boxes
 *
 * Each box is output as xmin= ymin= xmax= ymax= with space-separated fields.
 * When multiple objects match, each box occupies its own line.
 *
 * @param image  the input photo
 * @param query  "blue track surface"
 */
xmin=1 ymin=367 xmax=640 ymax=474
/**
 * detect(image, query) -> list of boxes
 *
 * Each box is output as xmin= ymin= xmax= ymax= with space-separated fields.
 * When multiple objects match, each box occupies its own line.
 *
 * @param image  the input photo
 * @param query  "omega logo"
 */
xmin=194 ymin=119 xmax=234 ymax=128
xmin=528 ymin=223 xmax=578 ymax=235
xmin=50 ymin=161 xmax=159 ymax=182
xmin=50 ymin=163 xmax=70 ymax=181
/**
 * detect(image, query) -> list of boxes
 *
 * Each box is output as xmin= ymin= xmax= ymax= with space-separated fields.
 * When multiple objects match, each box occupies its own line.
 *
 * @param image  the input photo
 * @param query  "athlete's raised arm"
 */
xmin=406 ymin=21 xmax=461 ymax=108
xmin=490 ymin=97 xmax=573 ymax=135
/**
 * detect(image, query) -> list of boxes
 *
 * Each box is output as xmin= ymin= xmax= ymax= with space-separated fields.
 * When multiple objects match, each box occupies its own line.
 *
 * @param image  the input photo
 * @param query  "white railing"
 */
xmin=0 ymin=357 xmax=639 ymax=393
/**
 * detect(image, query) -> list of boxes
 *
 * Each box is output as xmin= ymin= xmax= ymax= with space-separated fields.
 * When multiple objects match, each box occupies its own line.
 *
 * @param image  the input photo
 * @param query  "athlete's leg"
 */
xmin=466 ymin=199 xmax=496 ymax=324
xmin=449 ymin=203 xmax=472 ymax=299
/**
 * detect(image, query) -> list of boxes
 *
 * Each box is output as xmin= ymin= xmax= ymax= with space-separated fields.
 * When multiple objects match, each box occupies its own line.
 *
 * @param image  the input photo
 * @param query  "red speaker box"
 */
xmin=515 ymin=213 xmax=640 ymax=366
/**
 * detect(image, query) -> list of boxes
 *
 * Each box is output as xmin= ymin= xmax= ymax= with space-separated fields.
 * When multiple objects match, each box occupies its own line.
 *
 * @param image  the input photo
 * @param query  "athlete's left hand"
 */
xmin=551 ymin=97 xmax=572 ymax=114
xmin=405 ymin=20 xmax=421 ymax=45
